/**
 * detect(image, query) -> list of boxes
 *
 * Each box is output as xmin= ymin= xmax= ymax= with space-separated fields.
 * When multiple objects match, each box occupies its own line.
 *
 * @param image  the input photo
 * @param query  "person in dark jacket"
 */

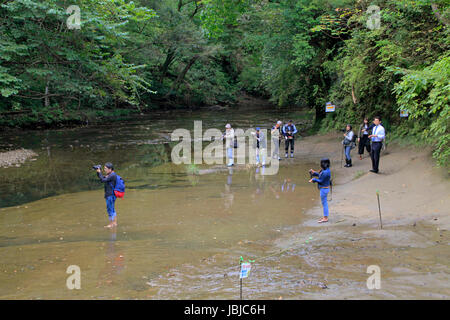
xmin=282 ymin=120 xmax=298 ymax=158
xmin=342 ymin=124 xmax=355 ymax=167
xmin=96 ymin=162 xmax=118 ymax=228
xmin=357 ymin=118 xmax=372 ymax=160
xmin=309 ymin=158 xmax=331 ymax=223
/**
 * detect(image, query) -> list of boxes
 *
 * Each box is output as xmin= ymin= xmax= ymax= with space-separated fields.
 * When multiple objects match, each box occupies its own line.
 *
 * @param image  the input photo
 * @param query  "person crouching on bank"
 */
xmin=309 ymin=158 xmax=331 ymax=223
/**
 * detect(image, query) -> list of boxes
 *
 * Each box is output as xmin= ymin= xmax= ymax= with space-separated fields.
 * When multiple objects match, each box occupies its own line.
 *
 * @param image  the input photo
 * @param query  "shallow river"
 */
xmin=1 ymin=104 xmax=448 ymax=299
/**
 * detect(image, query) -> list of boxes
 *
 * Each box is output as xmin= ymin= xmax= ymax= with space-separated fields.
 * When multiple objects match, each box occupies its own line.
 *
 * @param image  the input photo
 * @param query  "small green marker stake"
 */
xmin=376 ymin=190 xmax=383 ymax=229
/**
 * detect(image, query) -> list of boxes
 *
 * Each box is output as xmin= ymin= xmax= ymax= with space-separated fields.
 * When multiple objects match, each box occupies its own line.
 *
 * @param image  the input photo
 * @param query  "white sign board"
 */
xmin=325 ymin=102 xmax=335 ymax=113
xmin=240 ymin=263 xmax=251 ymax=279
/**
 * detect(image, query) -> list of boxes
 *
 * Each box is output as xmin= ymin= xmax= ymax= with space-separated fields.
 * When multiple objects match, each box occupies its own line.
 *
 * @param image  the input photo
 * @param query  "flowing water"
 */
xmin=0 ymin=104 xmax=448 ymax=299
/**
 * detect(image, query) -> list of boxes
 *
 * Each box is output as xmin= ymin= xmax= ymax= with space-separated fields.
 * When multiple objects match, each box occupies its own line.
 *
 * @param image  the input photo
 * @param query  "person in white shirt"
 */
xmin=368 ymin=116 xmax=385 ymax=173
xmin=271 ymin=121 xmax=283 ymax=160
xmin=224 ymin=124 xmax=235 ymax=167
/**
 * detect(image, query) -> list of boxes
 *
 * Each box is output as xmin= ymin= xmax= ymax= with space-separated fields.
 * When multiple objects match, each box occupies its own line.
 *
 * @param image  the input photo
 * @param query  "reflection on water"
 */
xmin=0 ymin=136 xmax=318 ymax=299
xmin=0 ymin=107 xmax=311 ymax=208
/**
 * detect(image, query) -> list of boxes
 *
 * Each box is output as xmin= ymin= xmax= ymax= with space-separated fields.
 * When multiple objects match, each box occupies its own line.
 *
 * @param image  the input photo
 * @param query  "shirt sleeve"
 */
xmin=98 ymin=172 xmax=116 ymax=183
xmin=292 ymin=125 xmax=298 ymax=134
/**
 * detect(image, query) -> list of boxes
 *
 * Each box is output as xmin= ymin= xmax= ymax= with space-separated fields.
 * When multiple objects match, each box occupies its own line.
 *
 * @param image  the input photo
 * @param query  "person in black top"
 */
xmin=357 ymin=118 xmax=372 ymax=160
xmin=96 ymin=162 xmax=118 ymax=228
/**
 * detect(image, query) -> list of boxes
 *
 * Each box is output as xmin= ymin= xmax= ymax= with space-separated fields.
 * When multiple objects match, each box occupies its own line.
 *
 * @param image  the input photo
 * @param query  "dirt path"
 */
xmin=294 ymin=131 xmax=449 ymax=229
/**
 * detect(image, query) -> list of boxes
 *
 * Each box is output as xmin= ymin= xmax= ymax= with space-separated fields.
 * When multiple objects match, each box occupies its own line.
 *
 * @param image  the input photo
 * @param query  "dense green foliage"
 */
xmin=0 ymin=0 xmax=449 ymax=164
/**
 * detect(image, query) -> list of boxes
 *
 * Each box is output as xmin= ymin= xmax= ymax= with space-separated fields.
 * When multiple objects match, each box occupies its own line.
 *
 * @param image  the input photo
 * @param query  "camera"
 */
xmin=92 ymin=164 xmax=102 ymax=170
xmin=340 ymin=128 xmax=346 ymax=133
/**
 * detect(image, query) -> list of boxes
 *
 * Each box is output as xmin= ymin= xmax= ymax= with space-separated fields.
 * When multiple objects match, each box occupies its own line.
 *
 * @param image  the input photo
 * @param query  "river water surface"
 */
xmin=1 ymin=104 xmax=448 ymax=300
xmin=0 ymin=105 xmax=320 ymax=299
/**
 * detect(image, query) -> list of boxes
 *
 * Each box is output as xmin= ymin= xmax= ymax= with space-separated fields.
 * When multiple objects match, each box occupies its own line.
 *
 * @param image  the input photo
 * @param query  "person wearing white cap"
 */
xmin=271 ymin=121 xmax=282 ymax=160
xmin=223 ymin=123 xmax=235 ymax=166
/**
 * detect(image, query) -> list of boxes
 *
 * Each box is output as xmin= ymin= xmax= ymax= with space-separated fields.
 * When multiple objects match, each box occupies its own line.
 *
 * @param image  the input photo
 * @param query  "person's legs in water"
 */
xmin=227 ymin=147 xmax=234 ymax=166
xmin=105 ymin=195 xmax=117 ymax=228
xmin=255 ymin=148 xmax=260 ymax=165
xmin=318 ymin=188 xmax=329 ymax=223
xmin=272 ymin=138 xmax=280 ymax=159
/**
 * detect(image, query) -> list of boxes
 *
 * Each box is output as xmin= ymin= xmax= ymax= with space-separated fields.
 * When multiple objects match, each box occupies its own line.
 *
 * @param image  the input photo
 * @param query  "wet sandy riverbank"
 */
xmin=144 ymin=132 xmax=449 ymax=299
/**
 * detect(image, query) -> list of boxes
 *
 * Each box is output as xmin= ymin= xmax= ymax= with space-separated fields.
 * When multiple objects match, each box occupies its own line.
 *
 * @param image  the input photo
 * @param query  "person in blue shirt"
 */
xmin=368 ymin=116 xmax=385 ymax=173
xmin=282 ymin=120 xmax=298 ymax=158
xmin=309 ymin=158 xmax=332 ymax=223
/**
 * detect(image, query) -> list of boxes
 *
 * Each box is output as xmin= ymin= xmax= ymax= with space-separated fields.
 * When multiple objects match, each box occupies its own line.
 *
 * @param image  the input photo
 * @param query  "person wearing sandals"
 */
xmin=358 ymin=118 xmax=372 ymax=160
xmin=342 ymin=124 xmax=355 ymax=167
xmin=309 ymin=158 xmax=331 ymax=223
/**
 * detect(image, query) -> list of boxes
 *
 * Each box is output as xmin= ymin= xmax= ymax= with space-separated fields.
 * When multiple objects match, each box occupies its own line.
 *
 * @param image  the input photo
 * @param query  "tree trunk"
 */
xmin=44 ymin=81 xmax=50 ymax=107
xmin=160 ymin=48 xmax=176 ymax=83
xmin=165 ymin=55 xmax=199 ymax=98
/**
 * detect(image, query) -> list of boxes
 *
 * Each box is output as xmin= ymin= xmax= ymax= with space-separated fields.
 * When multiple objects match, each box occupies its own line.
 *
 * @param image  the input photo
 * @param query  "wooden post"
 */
xmin=376 ymin=190 xmax=383 ymax=229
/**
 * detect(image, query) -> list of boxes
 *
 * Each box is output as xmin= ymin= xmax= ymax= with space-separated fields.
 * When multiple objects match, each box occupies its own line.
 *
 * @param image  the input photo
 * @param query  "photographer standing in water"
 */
xmin=96 ymin=162 xmax=118 ymax=228
xmin=309 ymin=158 xmax=331 ymax=223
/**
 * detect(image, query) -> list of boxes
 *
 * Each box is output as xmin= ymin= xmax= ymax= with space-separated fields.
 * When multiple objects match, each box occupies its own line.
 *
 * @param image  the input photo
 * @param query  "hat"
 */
xmin=288 ymin=119 xmax=293 ymax=123
xmin=225 ymin=124 xmax=231 ymax=129
xmin=277 ymin=121 xmax=282 ymax=125
xmin=256 ymin=127 xmax=260 ymax=131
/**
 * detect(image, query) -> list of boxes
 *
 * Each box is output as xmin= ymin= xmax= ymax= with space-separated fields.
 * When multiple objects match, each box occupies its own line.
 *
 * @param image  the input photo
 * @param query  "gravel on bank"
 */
xmin=0 ymin=148 xmax=38 ymax=168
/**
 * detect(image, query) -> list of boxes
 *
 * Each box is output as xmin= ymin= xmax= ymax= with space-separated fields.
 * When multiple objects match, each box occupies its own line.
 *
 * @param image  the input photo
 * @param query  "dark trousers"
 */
xmin=285 ymin=138 xmax=294 ymax=153
xmin=371 ymin=142 xmax=382 ymax=172
xmin=358 ymin=135 xmax=371 ymax=155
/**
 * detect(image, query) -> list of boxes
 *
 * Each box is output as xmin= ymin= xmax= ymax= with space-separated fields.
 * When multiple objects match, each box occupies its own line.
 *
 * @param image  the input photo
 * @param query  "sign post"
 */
xmin=239 ymin=257 xmax=252 ymax=300
xmin=325 ymin=102 xmax=335 ymax=113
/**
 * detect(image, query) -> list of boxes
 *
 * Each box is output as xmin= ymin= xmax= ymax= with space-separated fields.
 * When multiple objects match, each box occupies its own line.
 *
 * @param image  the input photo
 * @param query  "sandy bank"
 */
xmin=294 ymin=132 xmax=449 ymax=229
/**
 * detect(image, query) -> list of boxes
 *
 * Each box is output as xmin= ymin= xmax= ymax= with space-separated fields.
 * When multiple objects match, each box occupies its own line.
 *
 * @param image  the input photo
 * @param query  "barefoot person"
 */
xmin=309 ymin=158 xmax=331 ymax=223
xmin=96 ymin=162 xmax=118 ymax=228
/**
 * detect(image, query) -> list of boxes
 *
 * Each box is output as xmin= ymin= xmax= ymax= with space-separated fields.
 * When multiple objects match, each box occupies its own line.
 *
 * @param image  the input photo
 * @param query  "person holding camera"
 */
xmin=368 ymin=116 xmax=385 ymax=173
xmin=309 ymin=158 xmax=331 ymax=223
xmin=358 ymin=118 xmax=372 ymax=160
xmin=342 ymin=124 xmax=355 ymax=167
xmin=223 ymin=124 xmax=235 ymax=167
xmin=271 ymin=121 xmax=283 ymax=160
xmin=96 ymin=162 xmax=118 ymax=228
xmin=282 ymin=120 xmax=298 ymax=158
